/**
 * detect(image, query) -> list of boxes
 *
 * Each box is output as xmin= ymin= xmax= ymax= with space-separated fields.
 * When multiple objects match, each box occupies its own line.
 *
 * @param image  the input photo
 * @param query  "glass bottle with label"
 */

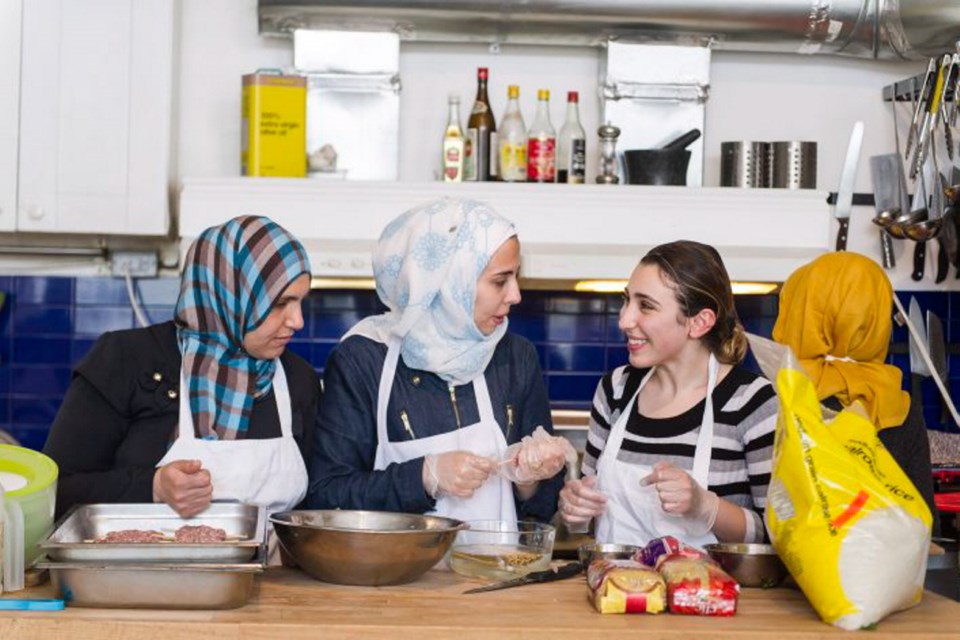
xmin=557 ymin=91 xmax=587 ymax=184
xmin=527 ymin=89 xmax=556 ymax=183
xmin=465 ymin=67 xmax=496 ymax=181
xmin=442 ymin=94 xmax=466 ymax=182
xmin=498 ymin=85 xmax=527 ymax=182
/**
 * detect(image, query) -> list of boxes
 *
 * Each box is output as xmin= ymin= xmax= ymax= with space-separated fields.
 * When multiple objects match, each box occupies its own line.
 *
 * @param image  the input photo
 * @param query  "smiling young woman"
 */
xmin=558 ymin=240 xmax=778 ymax=548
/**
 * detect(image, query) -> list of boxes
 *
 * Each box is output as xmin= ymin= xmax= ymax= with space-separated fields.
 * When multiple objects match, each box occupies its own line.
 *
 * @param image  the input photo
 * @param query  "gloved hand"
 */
xmin=500 ymin=426 xmax=578 ymax=484
xmin=423 ymin=451 xmax=496 ymax=499
xmin=640 ymin=461 xmax=719 ymax=534
xmin=558 ymin=475 xmax=607 ymax=527
xmin=153 ymin=459 xmax=213 ymax=518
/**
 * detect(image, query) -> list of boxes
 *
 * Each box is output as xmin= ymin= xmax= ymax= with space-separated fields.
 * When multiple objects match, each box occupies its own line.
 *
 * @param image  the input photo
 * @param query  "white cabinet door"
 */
xmin=0 ymin=0 xmax=22 ymax=232
xmin=18 ymin=0 xmax=173 ymax=235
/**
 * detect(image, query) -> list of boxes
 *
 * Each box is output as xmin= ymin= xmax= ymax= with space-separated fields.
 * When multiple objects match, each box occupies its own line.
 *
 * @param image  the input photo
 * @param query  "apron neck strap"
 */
xmin=609 ymin=353 xmax=719 ymax=486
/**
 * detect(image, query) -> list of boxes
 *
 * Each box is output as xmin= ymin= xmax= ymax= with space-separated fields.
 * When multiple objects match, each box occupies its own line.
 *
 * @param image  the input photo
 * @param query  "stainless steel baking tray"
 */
xmin=40 ymin=503 xmax=265 ymax=563
xmin=36 ymin=559 xmax=263 ymax=609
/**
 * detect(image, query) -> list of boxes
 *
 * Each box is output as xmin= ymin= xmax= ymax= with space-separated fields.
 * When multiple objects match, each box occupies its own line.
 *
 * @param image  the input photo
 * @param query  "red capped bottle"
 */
xmin=527 ymin=89 xmax=556 ymax=183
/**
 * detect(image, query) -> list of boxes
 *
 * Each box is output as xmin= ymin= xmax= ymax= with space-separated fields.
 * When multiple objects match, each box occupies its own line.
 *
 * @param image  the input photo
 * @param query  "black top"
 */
xmin=43 ymin=320 xmax=320 ymax=519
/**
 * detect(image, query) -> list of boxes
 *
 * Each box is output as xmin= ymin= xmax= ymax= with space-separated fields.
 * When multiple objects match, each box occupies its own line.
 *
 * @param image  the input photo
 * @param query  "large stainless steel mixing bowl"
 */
xmin=270 ymin=510 xmax=466 ymax=586
xmin=704 ymin=543 xmax=788 ymax=589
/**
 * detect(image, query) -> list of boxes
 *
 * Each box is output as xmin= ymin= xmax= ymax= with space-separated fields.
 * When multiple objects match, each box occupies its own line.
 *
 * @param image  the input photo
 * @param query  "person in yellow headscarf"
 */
xmin=773 ymin=252 xmax=936 ymax=524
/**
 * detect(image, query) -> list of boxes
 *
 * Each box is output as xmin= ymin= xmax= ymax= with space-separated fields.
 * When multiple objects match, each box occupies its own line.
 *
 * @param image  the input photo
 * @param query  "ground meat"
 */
xmin=96 ymin=529 xmax=162 ymax=543
xmin=174 ymin=524 xmax=227 ymax=543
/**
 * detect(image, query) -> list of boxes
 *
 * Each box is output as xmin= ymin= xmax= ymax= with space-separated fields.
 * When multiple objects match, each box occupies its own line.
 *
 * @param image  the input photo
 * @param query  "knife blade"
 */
xmin=462 ymin=562 xmax=583 ymax=594
xmin=928 ymin=311 xmax=949 ymax=425
xmin=869 ymin=154 xmax=904 ymax=269
xmin=834 ymin=121 xmax=864 ymax=252
xmin=909 ymin=297 xmax=931 ymax=378
xmin=907 ymin=297 xmax=930 ymax=416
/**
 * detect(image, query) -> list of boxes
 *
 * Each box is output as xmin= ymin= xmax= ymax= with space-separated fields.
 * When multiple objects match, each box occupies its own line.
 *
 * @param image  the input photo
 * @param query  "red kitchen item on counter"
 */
xmin=934 ymin=493 xmax=960 ymax=513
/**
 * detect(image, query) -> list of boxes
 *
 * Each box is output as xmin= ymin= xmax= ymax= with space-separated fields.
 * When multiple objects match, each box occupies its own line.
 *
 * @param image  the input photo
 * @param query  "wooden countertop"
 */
xmin=2 ymin=567 xmax=959 ymax=639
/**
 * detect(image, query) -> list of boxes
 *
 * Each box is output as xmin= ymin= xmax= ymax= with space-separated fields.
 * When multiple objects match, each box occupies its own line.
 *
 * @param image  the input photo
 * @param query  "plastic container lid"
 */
xmin=0 ymin=446 xmax=57 ymax=497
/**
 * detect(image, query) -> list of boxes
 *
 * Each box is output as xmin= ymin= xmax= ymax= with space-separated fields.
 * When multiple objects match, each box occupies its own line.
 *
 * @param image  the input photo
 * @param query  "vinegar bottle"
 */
xmin=527 ymin=89 xmax=556 ymax=183
xmin=557 ymin=91 xmax=587 ymax=184
xmin=498 ymin=85 xmax=527 ymax=182
xmin=442 ymin=94 xmax=466 ymax=183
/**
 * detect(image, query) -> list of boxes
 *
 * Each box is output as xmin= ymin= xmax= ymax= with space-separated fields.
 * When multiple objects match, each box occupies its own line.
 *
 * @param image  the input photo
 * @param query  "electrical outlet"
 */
xmin=110 ymin=251 xmax=158 ymax=278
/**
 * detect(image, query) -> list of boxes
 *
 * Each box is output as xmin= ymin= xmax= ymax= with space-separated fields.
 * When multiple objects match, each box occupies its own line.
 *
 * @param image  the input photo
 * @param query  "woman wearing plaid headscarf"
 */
xmin=308 ymin=198 xmax=566 ymax=524
xmin=45 ymin=216 xmax=319 ymax=525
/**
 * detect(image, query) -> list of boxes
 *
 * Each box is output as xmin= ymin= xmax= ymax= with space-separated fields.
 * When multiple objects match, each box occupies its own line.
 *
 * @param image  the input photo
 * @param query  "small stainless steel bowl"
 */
xmin=704 ymin=543 xmax=788 ymax=589
xmin=270 ymin=510 xmax=466 ymax=586
xmin=577 ymin=543 xmax=640 ymax=568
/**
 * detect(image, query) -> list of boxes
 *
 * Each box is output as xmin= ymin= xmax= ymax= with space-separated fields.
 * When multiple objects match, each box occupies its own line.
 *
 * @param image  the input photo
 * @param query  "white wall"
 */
xmin=176 ymin=0 xmax=951 ymax=289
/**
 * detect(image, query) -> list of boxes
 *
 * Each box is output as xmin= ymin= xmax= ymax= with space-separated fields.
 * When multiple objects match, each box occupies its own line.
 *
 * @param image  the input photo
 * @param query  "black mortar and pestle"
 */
xmin=623 ymin=128 xmax=701 ymax=186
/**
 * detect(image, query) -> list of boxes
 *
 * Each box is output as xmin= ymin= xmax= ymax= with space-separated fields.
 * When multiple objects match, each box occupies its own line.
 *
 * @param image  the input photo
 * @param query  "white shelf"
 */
xmin=179 ymin=178 xmax=832 ymax=282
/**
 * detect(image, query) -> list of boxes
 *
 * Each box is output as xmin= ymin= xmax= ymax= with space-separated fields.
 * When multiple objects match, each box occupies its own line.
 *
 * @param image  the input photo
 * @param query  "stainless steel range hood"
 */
xmin=259 ymin=0 xmax=960 ymax=60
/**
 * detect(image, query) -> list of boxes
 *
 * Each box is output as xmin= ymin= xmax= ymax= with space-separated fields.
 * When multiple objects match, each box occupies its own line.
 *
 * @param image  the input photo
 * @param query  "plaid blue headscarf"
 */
xmin=345 ymin=197 xmax=517 ymax=386
xmin=175 ymin=216 xmax=311 ymax=440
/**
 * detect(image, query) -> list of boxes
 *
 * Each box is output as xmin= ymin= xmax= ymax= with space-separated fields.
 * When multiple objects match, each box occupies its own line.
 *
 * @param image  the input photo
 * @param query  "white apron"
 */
xmin=594 ymin=355 xmax=720 ymax=548
xmin=157 ymin=361 xmax=308 ymax=563
xmin=374 ymin=339 xmax=517 ymax=524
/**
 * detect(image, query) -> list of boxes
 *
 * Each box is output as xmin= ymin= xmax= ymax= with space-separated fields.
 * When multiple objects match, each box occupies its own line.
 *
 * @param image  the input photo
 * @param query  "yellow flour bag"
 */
xmin=765 ymin=360 xmax=932 ymax=630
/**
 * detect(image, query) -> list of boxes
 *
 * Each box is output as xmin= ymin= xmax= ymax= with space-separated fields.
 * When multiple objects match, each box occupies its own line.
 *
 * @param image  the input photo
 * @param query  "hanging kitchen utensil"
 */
xmin=834 ymin=121 xmax=864 ymax=252
xmin=927 ymin=310 xmax=950 ymax=426
xmin=938 ymin=173 xmax=959 ymax=269
xmin=940 ymin=56 xmax=959 ymax=161
xmin=908 ymin=150 xmax=934 ymax=281
xmin=906 ymin=59 xmax=938 ymax=159
xmin=870 ymin=154 xmax=903 ymax=269
xmin=462 ymin=562 xmax=583 ymax=594
xmin=910 ymin=55 xmax=949 ymax=180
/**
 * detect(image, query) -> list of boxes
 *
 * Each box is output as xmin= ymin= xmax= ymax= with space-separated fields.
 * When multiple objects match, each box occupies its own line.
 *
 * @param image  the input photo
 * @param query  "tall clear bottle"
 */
xmin=498 ymin=85 xmax=527 ymax=182
xmin=442 ymin=94 xmax=466 ymax=183
xmin=465 ymin=67 xmax=496 ymax=181
xmin=526 ymin=89 xmax=556 ymax=183
xmin=557 ymin=91 xmax=587 ymax=184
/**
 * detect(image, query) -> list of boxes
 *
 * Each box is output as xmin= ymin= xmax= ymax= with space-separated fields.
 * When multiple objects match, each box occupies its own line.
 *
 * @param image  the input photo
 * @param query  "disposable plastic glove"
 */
xmin=499 ymin=426 xmax=577 ymax=484
xmin=423 ymin=451 xmax=496 ymax=499
xmin=558 ymin=475 xmax=607 ymax=528
xmin=640 ymin=461 xmax=719 ymax=535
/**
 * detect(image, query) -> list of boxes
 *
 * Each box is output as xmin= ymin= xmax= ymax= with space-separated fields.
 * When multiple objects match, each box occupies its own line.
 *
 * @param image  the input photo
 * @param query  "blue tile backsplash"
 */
xmin=0 ymin=275 xmax=957 ymax=452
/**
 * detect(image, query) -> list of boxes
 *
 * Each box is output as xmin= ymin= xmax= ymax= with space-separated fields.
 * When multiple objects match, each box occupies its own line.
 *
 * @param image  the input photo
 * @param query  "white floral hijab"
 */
xmin=345 ymin=197 xmax=517 ymax=385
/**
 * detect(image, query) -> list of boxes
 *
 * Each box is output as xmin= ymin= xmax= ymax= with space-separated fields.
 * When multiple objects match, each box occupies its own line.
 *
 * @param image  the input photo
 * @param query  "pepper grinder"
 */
xmin=596 ymin=122 xmax=621 ymax=184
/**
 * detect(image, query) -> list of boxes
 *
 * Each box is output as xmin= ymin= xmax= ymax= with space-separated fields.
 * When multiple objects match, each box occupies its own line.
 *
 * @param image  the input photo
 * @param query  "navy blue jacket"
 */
xmin=307 ymin=333 xmax=562 ymax=522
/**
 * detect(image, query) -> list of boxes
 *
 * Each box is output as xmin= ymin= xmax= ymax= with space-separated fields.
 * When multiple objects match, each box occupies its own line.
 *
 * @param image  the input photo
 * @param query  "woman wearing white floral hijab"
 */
xmin=308 ymin=197 xmax=567 ymax=524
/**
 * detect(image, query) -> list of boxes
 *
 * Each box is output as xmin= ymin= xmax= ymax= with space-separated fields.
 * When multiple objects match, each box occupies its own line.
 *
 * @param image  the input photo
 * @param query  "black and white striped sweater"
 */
xmin=582 ymin=364 xmax=778 ymax=543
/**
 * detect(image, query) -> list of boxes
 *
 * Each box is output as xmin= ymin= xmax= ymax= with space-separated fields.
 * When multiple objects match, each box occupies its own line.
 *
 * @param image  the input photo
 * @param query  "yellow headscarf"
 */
xmin=772 ymin=252 xmax=910 ymax=430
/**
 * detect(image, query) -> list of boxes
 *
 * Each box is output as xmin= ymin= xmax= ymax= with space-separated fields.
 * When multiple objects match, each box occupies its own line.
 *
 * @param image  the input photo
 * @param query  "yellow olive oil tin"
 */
xmin=241 ymin=71 xmax=307 ymax=177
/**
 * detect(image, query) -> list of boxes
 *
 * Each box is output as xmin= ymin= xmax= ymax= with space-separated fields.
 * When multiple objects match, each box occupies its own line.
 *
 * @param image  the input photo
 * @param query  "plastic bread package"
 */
xmin=636 ymin=536 xmax=707 ymax=567
xmin=657 ymin=555 xmax=740 ymax=617
xmin=587 ymin=559 xmax=667 ymax=614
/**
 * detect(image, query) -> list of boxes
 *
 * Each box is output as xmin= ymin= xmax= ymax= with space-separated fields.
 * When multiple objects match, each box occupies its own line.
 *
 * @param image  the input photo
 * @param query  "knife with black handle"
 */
xmin=912 ymin=241 xmax=926 ymax=281
xmin=834 ymin=122 xmax=864 ymax=252
xmin=936 ymin=237 xmax=949 ymax=283
xmin=463 ymin=562 xmax=583 ymax=594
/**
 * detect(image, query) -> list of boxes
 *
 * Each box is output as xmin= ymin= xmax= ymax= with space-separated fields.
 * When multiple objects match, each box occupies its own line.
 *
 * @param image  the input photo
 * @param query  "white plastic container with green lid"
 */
xmin=0 ymin=445 xmax=58 ymax=591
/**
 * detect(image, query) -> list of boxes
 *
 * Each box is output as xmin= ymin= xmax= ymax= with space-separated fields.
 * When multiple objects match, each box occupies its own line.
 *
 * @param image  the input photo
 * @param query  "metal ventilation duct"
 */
xmin=258 ymin=0 xmax=960 ymax=60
